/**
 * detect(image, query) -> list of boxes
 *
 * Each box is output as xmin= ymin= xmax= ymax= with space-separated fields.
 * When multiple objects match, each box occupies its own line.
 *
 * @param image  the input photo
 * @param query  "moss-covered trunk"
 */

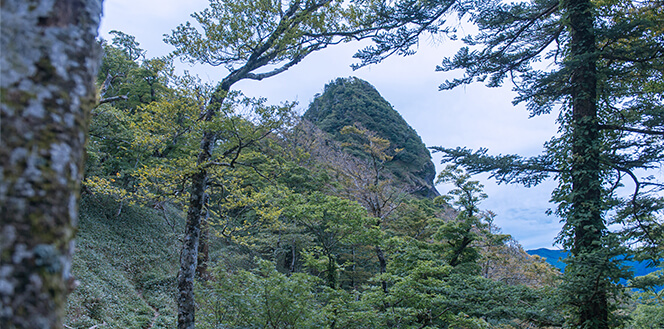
xmin=0 ymin=0 xmax=102 ymax=327
xmin=564 ymin=0 xmax=608 ymax=327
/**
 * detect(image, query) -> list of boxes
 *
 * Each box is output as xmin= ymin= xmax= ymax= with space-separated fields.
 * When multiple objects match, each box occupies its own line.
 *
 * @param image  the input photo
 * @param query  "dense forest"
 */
xmin=1 ymin=0 xmax=663 ymax=329
xmin=69 ymin=35 xmax=568 ymax=327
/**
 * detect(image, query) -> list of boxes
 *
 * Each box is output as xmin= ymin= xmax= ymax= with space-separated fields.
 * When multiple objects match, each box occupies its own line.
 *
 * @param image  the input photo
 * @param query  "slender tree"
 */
xmin=163 ymin=0 xmax=433 ymax=327
xmin=329 ymin=125 xmax=400 ymax=291
xmin=435 ymin=166 xmax=487 ymax=269
xmin=0 ymin=0 xmax=103 ymax=328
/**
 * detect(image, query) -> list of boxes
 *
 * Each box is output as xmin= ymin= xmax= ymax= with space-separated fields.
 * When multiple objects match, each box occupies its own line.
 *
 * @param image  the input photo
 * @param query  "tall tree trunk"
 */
xmin=565 ymin=0 xmax=608 ymax=327
xmin=327 ymin=253 xmax=337 ymax=289
xmin=448 ymin=235 xmax=472 ymax=268
xmin=0 ymin=0 xmax=102 ymax=328
xmin=177 ymin=168 xmax=206 ymax=329
xmin=350 ymin=247 xmax=357 ymax=290
xmin=375 ymin=246 xmax=388 ymax=293
xmin=196 ymin=194 xmax=210 ymax=280
xmin=289 ymin=241 xmax=297 ymax=274
xmin=177 ymin=85 xmax=229 ymax=329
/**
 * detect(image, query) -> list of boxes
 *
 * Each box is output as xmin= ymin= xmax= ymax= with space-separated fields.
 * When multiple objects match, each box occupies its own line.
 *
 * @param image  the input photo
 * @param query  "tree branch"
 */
xmin=244 ymin=51 xmax=310 ymax=81
xmin=598 ymin=124 xmax=664 ymax=136
xmin=99 ymin=95 xmax=128 ymax=104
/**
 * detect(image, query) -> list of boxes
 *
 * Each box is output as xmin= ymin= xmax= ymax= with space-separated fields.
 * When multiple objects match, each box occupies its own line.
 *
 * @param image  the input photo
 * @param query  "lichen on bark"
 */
xmin=0 ymin=0 xmax=103 ymax=328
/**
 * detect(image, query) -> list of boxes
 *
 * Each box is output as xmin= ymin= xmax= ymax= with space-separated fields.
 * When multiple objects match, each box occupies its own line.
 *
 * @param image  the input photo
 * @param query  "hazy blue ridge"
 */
xmin=527 ymin=248 xmax=570 ymax=271
xmin=527 ymin=248 xmax=663 ymax=291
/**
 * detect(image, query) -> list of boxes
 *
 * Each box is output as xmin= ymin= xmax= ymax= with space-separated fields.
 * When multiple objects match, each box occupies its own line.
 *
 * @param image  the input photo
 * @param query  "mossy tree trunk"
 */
xmin=0 ymin=0 xmax=102 ymax=328
xmin=564 ymin=0 xmax=608 ymax=327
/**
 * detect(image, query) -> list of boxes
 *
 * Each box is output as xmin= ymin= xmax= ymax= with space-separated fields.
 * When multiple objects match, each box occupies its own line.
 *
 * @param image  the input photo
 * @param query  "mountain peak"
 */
xmin=304 ymin=77 xmax=438 ymax=197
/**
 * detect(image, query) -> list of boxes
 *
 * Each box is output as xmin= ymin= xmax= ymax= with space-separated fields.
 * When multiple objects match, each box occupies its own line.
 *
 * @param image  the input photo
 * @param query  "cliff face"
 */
xmin=304 ymin=77 xmax=439 ymax=198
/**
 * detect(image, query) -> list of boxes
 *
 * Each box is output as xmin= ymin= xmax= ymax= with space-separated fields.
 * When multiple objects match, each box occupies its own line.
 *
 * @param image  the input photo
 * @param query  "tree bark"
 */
xmin=565 ymin=0 xmax=608 ymax=327
xmin=375 ymin=246 xmax=388 ymax=293
xmin=327 ymin=253 xmax=337 ymax=289
xmin=195 ymin=200 xmax=210 ymax=280
xmin=173 ymin=1 xmax=344 ymax=325
xmin=177 ymin=84 xmax=230 ymax=329
xmin=177 ymin=169 xmax=205 ymax=329
xmin=0 ymin=0 xmax=102 ymax=328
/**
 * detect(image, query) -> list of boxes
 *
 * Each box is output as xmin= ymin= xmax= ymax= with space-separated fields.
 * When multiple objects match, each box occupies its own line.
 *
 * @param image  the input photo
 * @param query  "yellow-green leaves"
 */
xmin=85 ymin=176 xmax=131 ymax=204
xmin=341 ymin=124 xmax=394 ymax=163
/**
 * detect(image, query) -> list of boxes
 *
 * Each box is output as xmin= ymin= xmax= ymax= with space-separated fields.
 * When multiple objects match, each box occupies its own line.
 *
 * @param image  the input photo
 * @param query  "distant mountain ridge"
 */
xmin=527 ymin=248 xmax=662 ymax=282
xmin=303 ymin=77 xmax=439 ymax=198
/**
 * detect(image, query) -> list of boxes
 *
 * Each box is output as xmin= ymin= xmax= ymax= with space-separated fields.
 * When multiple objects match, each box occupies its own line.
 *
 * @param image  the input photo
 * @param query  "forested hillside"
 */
xmin=59 ymin=30 xmax=662 ymax=327
xmin=61 ymin=32 xmax=572 ymax=328
xmin=4 ymin=0 xmax=663 ymax=329
xmin=66 ymin=196 xmax=183 ymax=328
xmin=67 ymin=10 xmax=662 ymax=329
xmin=528 ymin=248 xmax=663 ymax=282
xmin=304 ymin=77 xmax=439 ymax=198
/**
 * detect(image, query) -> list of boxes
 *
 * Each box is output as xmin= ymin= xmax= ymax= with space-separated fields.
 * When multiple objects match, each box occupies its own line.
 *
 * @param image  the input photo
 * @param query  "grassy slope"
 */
xmin=65 ymin=195 xmax=184 ymax=328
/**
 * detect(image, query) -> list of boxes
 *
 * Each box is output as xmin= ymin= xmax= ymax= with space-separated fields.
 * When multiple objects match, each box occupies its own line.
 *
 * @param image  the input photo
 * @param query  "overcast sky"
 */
xmin=99 ymin=0 xmax=564 ymax=250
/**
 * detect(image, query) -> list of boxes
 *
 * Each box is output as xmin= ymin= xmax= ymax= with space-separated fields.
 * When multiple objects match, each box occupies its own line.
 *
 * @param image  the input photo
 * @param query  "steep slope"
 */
xmin=303 ymin=77 xmax=438 ymax=197
xmin=65 ymin=195 xmax=183 ymax=328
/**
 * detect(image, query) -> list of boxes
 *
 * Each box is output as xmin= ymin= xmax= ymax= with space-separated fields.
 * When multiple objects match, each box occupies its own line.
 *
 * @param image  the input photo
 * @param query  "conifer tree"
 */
xmin=357 ymin=0 xmax=663 ymax=327
xmin=432 ymin=1 xmax=662 ymax=327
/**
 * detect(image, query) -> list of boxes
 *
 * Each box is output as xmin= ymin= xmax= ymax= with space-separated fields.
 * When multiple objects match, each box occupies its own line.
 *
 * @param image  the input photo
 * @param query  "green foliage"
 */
xmin=630 ymin=301 xmax=664 ymax=329
xmin=281 ymin=192 xmax=379 ymax=288
xmin=99 ymin=31 xmax=170 ymax=110
xmin=189 ymin=136 xmax=565 ymax=328
xmin=197 ymin=259 xmax=323 ymax=329
xmin=70 ymin=189 xmax=565 ymax=329
xmin=630 ymin=269 xmax=664 ymax=294
xmin=161 ymin=3 xmax=394 ymax=323
xmin=315 ymin=288 xmax=385 ymax=328
xmin=86 ymin=103 xmax=136 ymax=182
xmin=163 ymin=0 xmax=412 ymax=81
xmin=351 ymin=0 xmax=459 ymax=68
xmin=88 ymin=41 xmax=296 ymax=212
xmin=431 ymin=0 xmax=664 ymax=263
xmin=304 ymin=77 xmax=438 ymax=197
xmin=368 ymin=0 xmax=664 ymax=326
xmin=434 ymin=166 xmax=488 ymax=269
xmin=557 ymin=242 xmax=632 ymax=328
xmin=70 ymin=13 xmax=594 ymax=329
xmin=384 ymin=197 xmax=438 ymax=241
xmin=340 ymin=123 xmax=394 ymax=167
xmin=359 ymin=236 xmax=562 ymax=328
xmin=166 ymin=0 xmax=349 ymax=69
xmin=86 ymin=33 xmax=197 ymax=208
xmin=628 ymin=270 xmax=664 ymax=329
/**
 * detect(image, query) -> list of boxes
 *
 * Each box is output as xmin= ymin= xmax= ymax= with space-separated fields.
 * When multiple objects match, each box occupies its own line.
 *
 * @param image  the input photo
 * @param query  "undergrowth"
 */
xmin=65 ymin=194 xmax=184 ymax=328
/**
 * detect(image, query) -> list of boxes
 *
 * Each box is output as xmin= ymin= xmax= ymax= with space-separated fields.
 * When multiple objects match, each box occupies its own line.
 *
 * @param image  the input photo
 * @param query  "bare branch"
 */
xmin=244 ymin=52 xmax=309 ymax=81
xmin=99 ymin=95 xmax=128 ymax=104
